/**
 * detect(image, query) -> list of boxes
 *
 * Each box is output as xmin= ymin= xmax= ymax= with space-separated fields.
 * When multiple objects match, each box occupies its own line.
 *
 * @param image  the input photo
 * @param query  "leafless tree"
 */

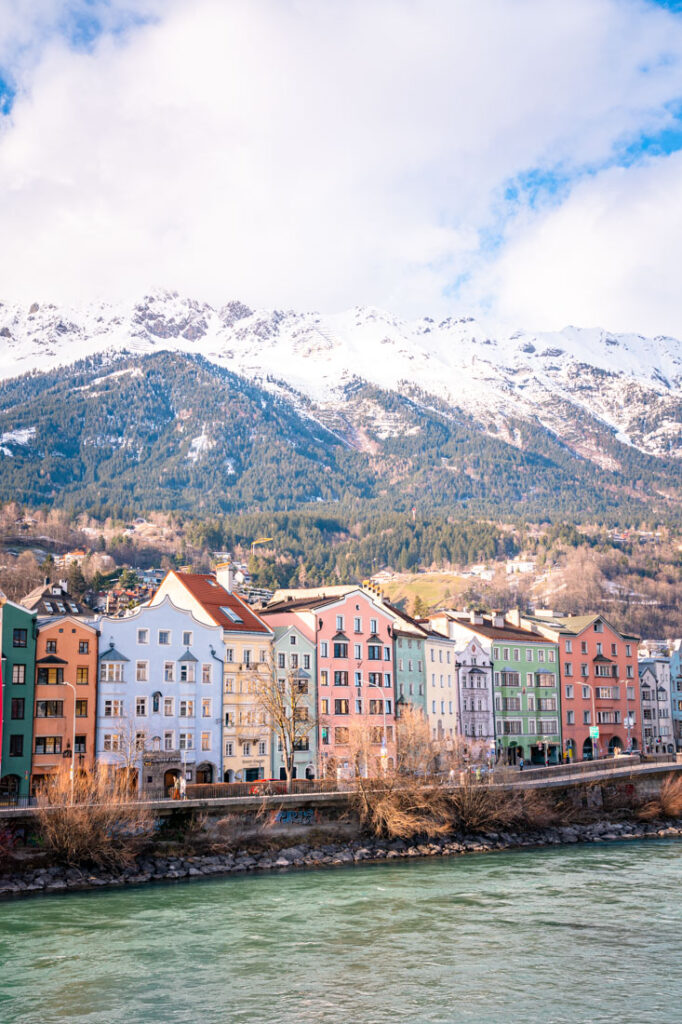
xmin=251 ymin=660 xmax=318 ymax=792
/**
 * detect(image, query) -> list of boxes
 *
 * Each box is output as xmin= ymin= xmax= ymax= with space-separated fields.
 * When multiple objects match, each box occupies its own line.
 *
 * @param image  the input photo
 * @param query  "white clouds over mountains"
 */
xmin=1 ymin=0 xmax=682 ymax=335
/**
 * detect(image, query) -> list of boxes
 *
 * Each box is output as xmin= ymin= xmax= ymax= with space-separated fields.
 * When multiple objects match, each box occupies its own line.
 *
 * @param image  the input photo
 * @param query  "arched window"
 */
xmin=152 ymin=691 xmax=162 ymax=714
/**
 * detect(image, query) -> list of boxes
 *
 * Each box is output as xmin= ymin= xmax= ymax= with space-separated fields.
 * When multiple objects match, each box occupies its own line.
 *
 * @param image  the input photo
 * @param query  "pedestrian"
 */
xmin=518 ymin=756 xmax=524 ymax=771
xmin=179 ymin=774 xmax=187 ymax=800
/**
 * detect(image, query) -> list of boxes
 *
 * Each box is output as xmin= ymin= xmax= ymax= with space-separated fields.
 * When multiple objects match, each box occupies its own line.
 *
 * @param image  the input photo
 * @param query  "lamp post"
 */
xmin=60 ymin=680 xmax=78 ymax=805
xmin=583 ymin=681 xmax=598 ymax=760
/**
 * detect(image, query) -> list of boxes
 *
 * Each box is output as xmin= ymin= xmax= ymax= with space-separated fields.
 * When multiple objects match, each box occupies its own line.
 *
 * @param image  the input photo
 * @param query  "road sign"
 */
xmin=589 ymin=726 xmax=600 ymax=739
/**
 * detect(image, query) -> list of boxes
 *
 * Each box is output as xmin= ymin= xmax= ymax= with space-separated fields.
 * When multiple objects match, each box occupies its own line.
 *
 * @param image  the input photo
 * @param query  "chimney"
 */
xmin=59 ymin=579 xmax=69 ymax=593
xmin=215 ymin=560 xmax=235 ymax=594
xmin=491 ymin=611 xmax=505 ymax=628
xmin=43 ymin=576 xmax=50 ymax=587
xmin=469 ymin=609 xmax=484 ymax=625
xmin=507 ymin=609 xmax=521 ymax=627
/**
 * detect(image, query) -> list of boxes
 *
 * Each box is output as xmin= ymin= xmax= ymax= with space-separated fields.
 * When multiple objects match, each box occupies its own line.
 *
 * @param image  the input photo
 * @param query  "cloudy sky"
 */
xmin=2 ymin=0 xmax=682 ymax=336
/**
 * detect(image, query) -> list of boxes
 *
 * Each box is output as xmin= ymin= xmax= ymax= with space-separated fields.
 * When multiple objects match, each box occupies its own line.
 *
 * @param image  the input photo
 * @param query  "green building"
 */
xmin=0 ymin=599 xmax=37 ymax=800
xmin=444 ymin=611 xmax=561 ymax=766
xmin=393 ymin=618 xmax=428 ymax=715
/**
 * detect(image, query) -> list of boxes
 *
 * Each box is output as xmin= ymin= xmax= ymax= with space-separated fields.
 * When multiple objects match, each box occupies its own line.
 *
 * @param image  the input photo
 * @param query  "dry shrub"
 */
xmin=638 ymin=775 xmax=682 ymax=821
xmin=448 ymin=781 xmax=564 ymax=833
xmin=35 ymin=766 xmax=154 ymax=869
xmin=210 ymin=799 xmax=275 ymax=852
xmin=350 ymin=708 xmax=453 ymax=840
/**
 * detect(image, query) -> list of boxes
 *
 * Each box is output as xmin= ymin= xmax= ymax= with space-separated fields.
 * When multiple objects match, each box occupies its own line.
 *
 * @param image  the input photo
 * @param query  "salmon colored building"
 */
xmin=263 ymin=588 xmax=397 ymax=778
xmin=517 ymin=611 xmax=641 ymax=761
xmin=31 ymin=616 xmax=99 ymax=788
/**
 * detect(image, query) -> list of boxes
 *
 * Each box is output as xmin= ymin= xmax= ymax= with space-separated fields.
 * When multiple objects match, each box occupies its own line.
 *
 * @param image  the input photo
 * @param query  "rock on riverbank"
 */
xmin=1 ymin=819 xmax=681 ymax=899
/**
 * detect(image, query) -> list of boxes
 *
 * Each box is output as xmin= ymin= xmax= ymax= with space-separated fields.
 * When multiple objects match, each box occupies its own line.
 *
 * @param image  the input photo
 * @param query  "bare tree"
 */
xmin=251 ymin=660 xmax=318 ymax=792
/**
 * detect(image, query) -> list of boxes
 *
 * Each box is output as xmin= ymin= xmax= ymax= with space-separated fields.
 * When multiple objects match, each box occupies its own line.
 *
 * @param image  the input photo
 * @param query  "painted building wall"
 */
xmin=394 ymin=630 xmax=428 ymax=713
xmin=271 ymin=625 xmax=318 ymax=780
xmin=32 ymin=616 xmax=99 ymax=787
xmin=95 ymin=600 xmax=224 ymax=792
xmin=454 ymin=636 xmax=495 ymax=748
xmin=639 ymin=657 xmax=673 ymax=754
xmin=671 ymin=641 xmax=682 ymax=751
xmin=0 ymin=601 xmax=37 ymax=798
xmin=424 ymin=632 xmax=458 ymax=742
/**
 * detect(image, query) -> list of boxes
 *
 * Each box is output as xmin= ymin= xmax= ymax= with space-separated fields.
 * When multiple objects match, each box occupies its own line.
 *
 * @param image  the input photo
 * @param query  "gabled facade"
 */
xmin=454 ymin=636 xmax=495 ymax=748
xmin=21 ymin=580 xmax=86 ymax=618
xmin=271 ymin=623 xmax=317 ymax=780
xmin=0 ymin=600 xmax=37 ymax=799
xmin=263 ymin=588 xmax=397 ymax=779
xmin=31 ymin=615 xmax=99 ymax=787
xmin=95 ymin=598 xmax=224 ymax=793
xmin=519 ymin=611 xmax=640 ymax=760
xmin=638 ymin=656 xmax=673 ymax=754
xmin=150 ymin=567 xmax=274 ymax=783
xmin=422 ymin=629 xmax=458 ymax=742
xmin=442 ymin=611 xmax=561 ymax=765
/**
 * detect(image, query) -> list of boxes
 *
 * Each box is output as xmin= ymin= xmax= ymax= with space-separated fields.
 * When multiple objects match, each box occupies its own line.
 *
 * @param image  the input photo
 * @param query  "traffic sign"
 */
xmin=589 ymin=726 xmax=599 ymax=739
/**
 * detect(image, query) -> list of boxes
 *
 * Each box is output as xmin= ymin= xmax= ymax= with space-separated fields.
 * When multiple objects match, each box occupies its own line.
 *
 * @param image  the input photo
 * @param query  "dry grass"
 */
xmin=638 ymin=775 xmax=682 ymax=821
xmin=35 ymin=766 xmax=154 ymax=869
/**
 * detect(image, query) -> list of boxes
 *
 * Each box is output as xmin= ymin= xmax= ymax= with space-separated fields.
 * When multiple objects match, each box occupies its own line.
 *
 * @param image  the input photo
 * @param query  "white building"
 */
xmin=639 ymin=657 xmax=673 ymax=754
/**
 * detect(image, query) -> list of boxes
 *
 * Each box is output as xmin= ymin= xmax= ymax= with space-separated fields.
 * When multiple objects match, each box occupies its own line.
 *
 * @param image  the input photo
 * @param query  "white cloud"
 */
xmin=1 ymin=0 xmax=682 ymax=328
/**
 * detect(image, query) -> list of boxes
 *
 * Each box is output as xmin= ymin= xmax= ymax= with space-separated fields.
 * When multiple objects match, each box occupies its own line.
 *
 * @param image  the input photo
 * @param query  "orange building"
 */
xmin=31 ymin=616 xmax=99 ymax=788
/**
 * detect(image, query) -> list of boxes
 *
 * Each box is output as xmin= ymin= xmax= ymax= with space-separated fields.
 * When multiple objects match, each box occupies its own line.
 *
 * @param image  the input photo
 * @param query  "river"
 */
xmin=0 ymin=841 xmax=679 ymax=1024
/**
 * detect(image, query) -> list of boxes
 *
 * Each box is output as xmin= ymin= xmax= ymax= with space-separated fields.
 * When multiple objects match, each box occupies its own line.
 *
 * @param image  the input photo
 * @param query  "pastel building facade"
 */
xmin=638 ymin=656 xmax=673 ymax=754
xmin=271 ymin=623 xmax=318 ymax=780
xmin=95 ymin=598 xmax=224 ymax=793
xmin=423 ymin=629 xmax=458 ymax=742
xmin=0 ymin=600 xmax=37 ymax=800
xmin=671 ymin=640 xmax=682 ymax=751
xmin=150 ymin=568 xmax=274 ymax=783
xmin=455 ymin=636 xmax=495 ymax=747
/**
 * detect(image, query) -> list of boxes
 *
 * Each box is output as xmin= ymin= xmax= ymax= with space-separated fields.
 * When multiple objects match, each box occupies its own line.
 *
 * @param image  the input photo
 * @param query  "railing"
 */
xmin=185 ymin=778 xmax=345 ymax=800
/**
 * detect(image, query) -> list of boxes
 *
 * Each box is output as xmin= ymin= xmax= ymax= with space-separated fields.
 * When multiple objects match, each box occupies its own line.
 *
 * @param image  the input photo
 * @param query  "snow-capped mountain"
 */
xmin=1 ymin=291 xmax=681 ymax=465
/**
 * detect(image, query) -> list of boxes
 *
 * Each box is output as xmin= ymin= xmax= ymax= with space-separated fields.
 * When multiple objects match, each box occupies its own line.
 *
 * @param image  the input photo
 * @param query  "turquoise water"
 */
xmin=0 ymin=842 xmax=680 ymax=1024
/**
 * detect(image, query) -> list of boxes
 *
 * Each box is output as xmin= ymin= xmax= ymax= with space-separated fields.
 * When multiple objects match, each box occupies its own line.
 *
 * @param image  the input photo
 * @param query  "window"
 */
xmin=334 ymin=699 xmax=349 ymax=715
xmin=225 ymin=742 xmax=234 ymax=757
xmin=503 ymin=697 xmax=521 ymax=711
xmin=158 ymin=630 xmax=171 ymax=645
xmin=179 ymin=700 xmax=194 ymax=718
xmin=225 ymin=648 xmax=234 ymax=663
xmin=611 ymin=643 xmax=618 ymax=657
xmin=179 ymin=733 xmax=194 ymax=751
xmin=596 ymin=642 xmax=603 ymax=656
xmin=78 ymin=640 xmax=89 ymax=654
xmin=583 ymin=710 xmax=591 ymax=725
xmin=221 ymin=606 xmax=243 ymax=623
xmin=201 ymin=732 xmax=211 ymax=751
xmin=290 ymin=654 xmax=298 ymax=669
xmin=136 ymin=697 xmax=148 ymax=717
xmin=9 ymin=735 xmax=23 ymax=757
xmin=502 ymin=720 xmax=522 ymax=735
xmin=12 ymin=664 xmax=25 ymax=685
xmin=582 ymin=685 xmax=590 ymax=699
xmin=202 ymin=664 xmax=211 ymax=684
xmin=385 ymin=672 xmax=392 ymax=688
xmin=526 ymin=649 xmax=533 ymax=661
xmin=384 ymin=647 xmax=391 ymax=661
xmin=354 ymin=643 xmax=361 ymax=659
xmin=566 ymin=710 xmax=575 ymax=724
xmin=164 ymin=698 xmax=174 ymax=716
xmin=164 ymin=662 xmax=175 ymax=682
xmin=320 ymin=670 xmax=329 ymax=686
xmin=565 ymin=685 xmax=574 ymax=699
xmin=303 ymin=654 xmax=311 ymax=670
xmin=289 ymin=635 xmax=297 ymax=646
xmin=136 ymin=661 xmax=148 ymax=682
xmin=258 ymin=740 xmax=267 ymax=756
xmin=137 ymin=629 xmax=149 ymax=644
xmin=368 ymin=644 xmax=382 ymax=660
xmin=627 ymin=686 xmax=635 ymax=701
xmin=182 ymin=631 xmax=193 ymax=647
xmin=334 ymin=642 xmax=348 ymax=658
xmin=538 ymin=719 xmax=558 ymax=735
xmin=164 ymin=731 xmax=174 ymax=751
xmin=100 ymin=663 xmax=123 ymax=683
xmin=526 ymin=673 xmax=534 ymax=687
xmin=334 ymin=727 xmax=349 ymax=744
xmin=104 ymin=699 xmax=123 ymax=717
xmin=565 ymin=639 xmax=573 ymax=653
xmin=202 ymin=699 xmax=212 ymax=718
xmin=355 ymin=698 xmax=363 ymax=713
xmin=492 ymin=647 xmax=499 ymax=659
xmin=581 ymin=641 xmax=588 ymax=654
xmin=242 ymin=741 xmax=251 ymax=757
xmin=180 ymin=663 xmax=195 ymax=683
xmin=354 ymin=617 xmax=361 ymax=633
xmin=12 ymin=629 xmax=27 ymax=648
xmin=10 ymin=698 xmax=24 ymax=720
xmin=334 ymin=671 xmax=349 ymax=686
xmin=46 ymin=640 xmax=57 ymax=654
xmin=538 ymin=650 xmax=545 ymax=663
xmin=336 ymin=615 xmax=344 ymax=631
xmin=259 ymin=649 xmax=267 ymax=664
xmin=548 ymin=650 xmax=555 ymax=663
xmin=76 ymin=699 xmax=88 ymax=717
xmin=500 ymin=671 xmax=520 ymax=686
xmin=594 ymin=621 xmax=603 ymax=633
xmin=581 ymin=664 xmax=588 ymax=677
xmin=36 ymin=736 xmax=62 ymax=754
xmin=320 ymin=699 xmax=329 ymax=715
xmin=627 ymin=666 xmax=634 ymax=678
xmin=502 ymin=648 xmax=509 ymax=660
xmin=564 ymin=662 xmax=573 ymax=677
xmin=625 ymin=644 xmax=632 ymax=657
xmin=368 ymin=672 xmax=382 ymax=687
xmin=369 ymin=699 xmax=384 ymax=714
xmin=320 ymin=642 xmax=328 ymax=658
xmin=537 ymin=673 xmax=556 ymax=688
xmin=76 ymin=666 xmax=89 ymax=685
xmin=370 ymin=618 xmax=378 ymax=634
xmin=278 ymin=653 xmax=286 ymax=668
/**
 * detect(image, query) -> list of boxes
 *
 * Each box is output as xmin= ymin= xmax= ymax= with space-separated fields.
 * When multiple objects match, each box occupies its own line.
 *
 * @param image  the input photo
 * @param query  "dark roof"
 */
xmin=451 ymin=616 xmax=547 ymax=643
xmin=179 ymin=649 xmax=199 ymax=663
xmin=263 ymin=594 xmax=339 ymax=614
xmin=593 ymin=654 xmax=613 ymax=663
xmin=100 ymin=643 xmax=130 ymax=662
xmin=21 ymin=585 xmax=85 ymax=617
xmin=36 ymin=654 xmax=67 ymax=665
xmin=176 ymin=573 xmax=271 ymax=635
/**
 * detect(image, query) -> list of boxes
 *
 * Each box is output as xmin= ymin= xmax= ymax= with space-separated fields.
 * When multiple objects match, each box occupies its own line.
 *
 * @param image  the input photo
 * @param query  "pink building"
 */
xmin=262 ymin=588 xmax=397 ymax=777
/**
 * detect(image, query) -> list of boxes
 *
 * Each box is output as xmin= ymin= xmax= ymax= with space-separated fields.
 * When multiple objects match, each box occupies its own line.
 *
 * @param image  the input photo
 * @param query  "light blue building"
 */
xmin=270 ymin=624 xmax=318 ymax=780
xmin=95 ymin=597 xmax=224 ymax=794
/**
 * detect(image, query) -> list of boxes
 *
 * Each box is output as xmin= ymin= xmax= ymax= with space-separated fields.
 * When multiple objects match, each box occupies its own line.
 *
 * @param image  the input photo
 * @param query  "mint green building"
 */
xmin=1 ymin=600 xmax=37 ymax=800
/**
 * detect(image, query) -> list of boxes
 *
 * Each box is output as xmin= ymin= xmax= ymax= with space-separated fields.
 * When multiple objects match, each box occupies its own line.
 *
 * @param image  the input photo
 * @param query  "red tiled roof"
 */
xmin=175 ymin=573 xmax=271 ymax=634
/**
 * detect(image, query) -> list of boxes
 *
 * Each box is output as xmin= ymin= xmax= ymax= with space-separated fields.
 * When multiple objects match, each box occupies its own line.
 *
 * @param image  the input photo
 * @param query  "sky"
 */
xmin=2 ymin=0 xmax=682 ymax=336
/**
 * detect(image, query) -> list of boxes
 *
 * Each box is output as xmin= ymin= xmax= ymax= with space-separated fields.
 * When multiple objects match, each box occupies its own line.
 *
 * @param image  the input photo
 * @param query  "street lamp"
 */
xmin=582 ymin=681 xmax=598 ymax=760
xmin=60 ymin=680 xmax=78 ymax=805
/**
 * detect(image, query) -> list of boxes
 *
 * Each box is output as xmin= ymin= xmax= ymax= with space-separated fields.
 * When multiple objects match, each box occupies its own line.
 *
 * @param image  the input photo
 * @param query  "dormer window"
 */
xmin=44 ymin=601 xmax=53 ymax=613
